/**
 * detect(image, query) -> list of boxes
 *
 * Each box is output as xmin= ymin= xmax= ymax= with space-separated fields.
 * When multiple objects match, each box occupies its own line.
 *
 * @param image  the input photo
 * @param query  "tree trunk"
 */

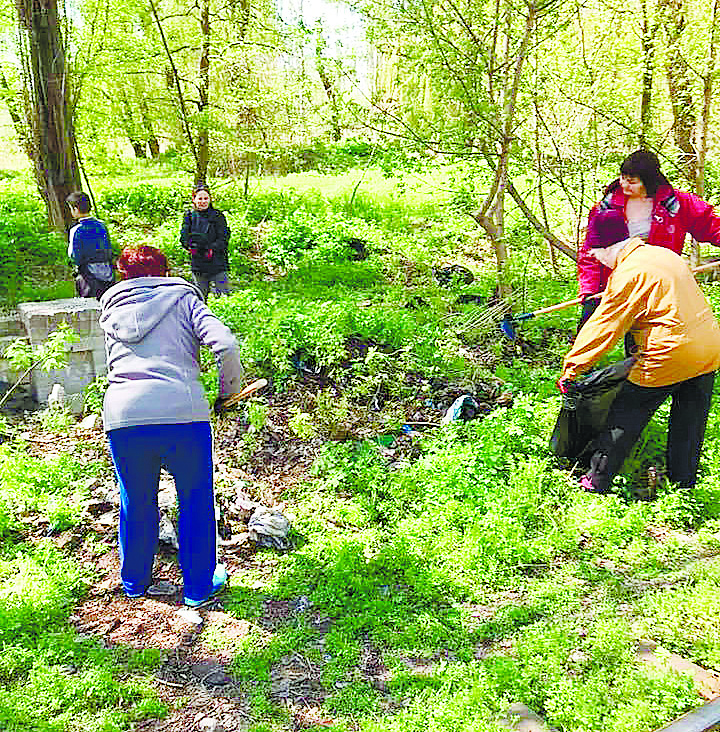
xmin=137 ymin=94 xmax=160 ymax=158
xmin=148 ymin=0 xmax=198 ymax=172
xmin=118 ymin=84 xmax=147 ymax=158
xmin=475 ymin=0 xmax=536 ymax=297
xmin=639 ymin=0 xmax=657 ymax=147
xmin=658 ymin=0 xmax=697 ymax=183
xmin=690 ymin=0 xmax=719 ymax=267
xmin=16 ymin=0 xmax=81 ymax=232
xmin=315 ymin=26 xmax=342 ymax=142
xmin=696 ymin=0 xmax=719 ymax=201
xmin=195 ymin=0 xmax=211 ymax=184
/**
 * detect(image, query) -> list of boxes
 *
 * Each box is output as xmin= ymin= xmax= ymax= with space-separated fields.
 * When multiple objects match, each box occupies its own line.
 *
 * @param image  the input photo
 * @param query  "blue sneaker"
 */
xmin=183 ymin=565 xmax=228 ymax=607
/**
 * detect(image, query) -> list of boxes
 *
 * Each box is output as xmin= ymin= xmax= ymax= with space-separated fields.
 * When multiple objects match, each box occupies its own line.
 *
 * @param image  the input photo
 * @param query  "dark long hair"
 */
xmin=619 ymin=150 xmax=671 ymax=196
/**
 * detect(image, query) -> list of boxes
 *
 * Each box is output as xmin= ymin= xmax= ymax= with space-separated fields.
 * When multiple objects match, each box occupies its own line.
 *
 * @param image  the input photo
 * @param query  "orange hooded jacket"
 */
xmin=562 ymin=238 xmax=720 ymax=387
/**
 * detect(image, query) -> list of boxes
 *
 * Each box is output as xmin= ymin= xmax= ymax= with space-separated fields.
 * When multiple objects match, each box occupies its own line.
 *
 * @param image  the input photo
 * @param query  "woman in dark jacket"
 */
xmin=100 ymin=245 xmax=243 ymax=606
xmin=180 ymin=184 xmax=231 ymax=299
xmin=577 ymin=149 xmax=720 ymax=328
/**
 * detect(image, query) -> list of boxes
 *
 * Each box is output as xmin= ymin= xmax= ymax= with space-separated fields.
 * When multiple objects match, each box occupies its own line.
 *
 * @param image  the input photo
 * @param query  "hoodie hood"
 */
xmin=100 ymin=277 xmax=203 ymax=343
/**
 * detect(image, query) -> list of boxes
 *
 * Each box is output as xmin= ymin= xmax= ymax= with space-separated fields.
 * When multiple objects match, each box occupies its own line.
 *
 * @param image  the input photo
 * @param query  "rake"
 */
xmin=214 ymin=378 xmax=268 ymax=414
xmin=499 ymin=259 xmax=720 ymax=341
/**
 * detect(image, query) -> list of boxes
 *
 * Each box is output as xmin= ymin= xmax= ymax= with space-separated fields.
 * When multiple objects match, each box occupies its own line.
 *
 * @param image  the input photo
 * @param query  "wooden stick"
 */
xmin=217 ymin=378 xmax=268 ymax=411
xmin=522 ymin=259 xmax=720 ymax=320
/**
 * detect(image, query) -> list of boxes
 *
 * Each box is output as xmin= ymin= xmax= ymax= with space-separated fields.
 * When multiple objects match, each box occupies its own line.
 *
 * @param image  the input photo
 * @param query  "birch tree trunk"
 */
xmin=472 ymin=0 xmax=536 ymax=298
xmin=196 ymin=0 xmax=211 ymax=184
xmin=316 ymin=27 xmax=342 ymax=142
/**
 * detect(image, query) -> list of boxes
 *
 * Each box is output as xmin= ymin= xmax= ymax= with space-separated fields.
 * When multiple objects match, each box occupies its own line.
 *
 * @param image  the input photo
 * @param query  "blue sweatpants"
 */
xmin=107 ymin=422 xmax=217 ymax=602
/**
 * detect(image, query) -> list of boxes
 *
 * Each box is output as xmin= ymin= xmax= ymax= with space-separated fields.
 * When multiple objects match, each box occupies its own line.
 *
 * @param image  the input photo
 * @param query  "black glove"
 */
xmin=189 ymin=232 xmax=210 ymax=249
xmin=577 ymin=296 xmax=601 ymax=332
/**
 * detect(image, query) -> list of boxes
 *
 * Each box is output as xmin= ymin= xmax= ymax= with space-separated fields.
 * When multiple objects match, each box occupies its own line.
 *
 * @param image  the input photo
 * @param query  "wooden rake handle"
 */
xmin=691 ymin=259 xmax=720 ymax=275
xmin=215 ymin=378 xmax=268 ymax=413
xmin=529 ymin=259 xmax=720 ymax=320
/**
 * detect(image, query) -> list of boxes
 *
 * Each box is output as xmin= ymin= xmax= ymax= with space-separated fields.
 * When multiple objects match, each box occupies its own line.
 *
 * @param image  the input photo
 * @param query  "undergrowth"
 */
xmin=0 ymin=446 xmax=167 ymax=731
xmin=3 ymin=169 xmax=720 ymax=731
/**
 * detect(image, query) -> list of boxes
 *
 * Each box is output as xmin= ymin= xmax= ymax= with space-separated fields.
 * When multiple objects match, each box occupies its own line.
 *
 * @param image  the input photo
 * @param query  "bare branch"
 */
xmin=146 ymin=0 xmax=199 ymax=167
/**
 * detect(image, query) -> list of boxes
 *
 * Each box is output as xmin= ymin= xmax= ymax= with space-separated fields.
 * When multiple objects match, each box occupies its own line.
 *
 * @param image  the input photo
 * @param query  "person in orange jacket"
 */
xmin=560 ymin=209 xmax=720 ymax=494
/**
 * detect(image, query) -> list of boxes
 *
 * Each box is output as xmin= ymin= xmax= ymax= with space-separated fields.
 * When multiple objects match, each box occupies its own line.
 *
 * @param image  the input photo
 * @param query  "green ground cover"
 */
xmin=2 ymin=164 xmax=720 ymax=731
xmin=0 ymin=446 xmax=168 ymax=731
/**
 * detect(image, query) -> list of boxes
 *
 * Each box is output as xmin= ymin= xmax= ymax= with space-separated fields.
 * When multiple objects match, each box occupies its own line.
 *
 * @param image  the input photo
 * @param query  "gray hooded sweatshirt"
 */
xmin=99 ymin=276 xmax=243 ymax=431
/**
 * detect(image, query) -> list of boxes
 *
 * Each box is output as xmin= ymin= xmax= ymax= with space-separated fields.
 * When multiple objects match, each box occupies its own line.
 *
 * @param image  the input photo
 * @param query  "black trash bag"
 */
xmin=346 ymin=237 xmax=368 ymax=261
xmin=550 ymin=357 xmax=636 ymax=464
xmin=433 ymin=265 xmax=474 ymax=287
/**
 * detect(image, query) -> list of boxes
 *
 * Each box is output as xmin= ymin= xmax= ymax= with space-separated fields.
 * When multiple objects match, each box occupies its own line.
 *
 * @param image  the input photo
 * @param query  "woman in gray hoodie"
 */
xmin=100 ymin=245 xmax=244 ymax=606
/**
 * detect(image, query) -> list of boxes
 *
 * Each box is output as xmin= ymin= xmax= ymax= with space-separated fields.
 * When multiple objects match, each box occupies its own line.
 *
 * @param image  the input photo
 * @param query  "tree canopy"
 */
xmin=1 ymin=0 xmax=719 ymax=248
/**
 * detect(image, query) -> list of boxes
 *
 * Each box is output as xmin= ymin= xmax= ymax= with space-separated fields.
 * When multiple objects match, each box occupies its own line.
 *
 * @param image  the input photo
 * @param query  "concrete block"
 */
xmin=91 ymin=348 xmax=108 ymax=376
xmin=0 ymin=313 xmax=23 ymax=338
xmin=18 ymin=298 xmax=101 ymax=345
xmin=75 ymin=310 xmax=94 ymax=337
xmin=33 ymin=351 xmax=96 ymax=403
xmin=0 ymin=334 xmax=30 ymax=386
xmin=69 ymin=335 xmax=105 ymax=353
xmin=66 ymin=392 xmax=84 ymax=415
xmin=16 ymin=299 xmax=106 ymax=404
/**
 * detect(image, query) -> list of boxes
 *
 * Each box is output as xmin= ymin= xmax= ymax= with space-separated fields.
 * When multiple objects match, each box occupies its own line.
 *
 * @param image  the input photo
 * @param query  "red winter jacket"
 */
xmin=577 ymin=182 xmax=720 ymax=296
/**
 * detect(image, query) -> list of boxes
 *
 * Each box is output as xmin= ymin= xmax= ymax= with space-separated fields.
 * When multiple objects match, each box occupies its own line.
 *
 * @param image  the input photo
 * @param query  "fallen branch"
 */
xmin=0 ymin=357 xmax=44 ymax=412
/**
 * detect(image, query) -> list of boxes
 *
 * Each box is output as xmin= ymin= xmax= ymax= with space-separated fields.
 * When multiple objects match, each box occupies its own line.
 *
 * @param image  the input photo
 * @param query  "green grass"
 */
xmin=0 ymin=444 xmax=168 ymax=732
xmin=213 ymin=391 xmax=720 ymax=729
xmin=4 ymin=166 xmax=720 ymax=730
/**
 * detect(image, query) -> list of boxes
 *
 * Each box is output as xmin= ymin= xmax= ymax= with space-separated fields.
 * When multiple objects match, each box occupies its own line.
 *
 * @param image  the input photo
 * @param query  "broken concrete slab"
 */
xmin=637 ymin=639 xmax=720 ymax=700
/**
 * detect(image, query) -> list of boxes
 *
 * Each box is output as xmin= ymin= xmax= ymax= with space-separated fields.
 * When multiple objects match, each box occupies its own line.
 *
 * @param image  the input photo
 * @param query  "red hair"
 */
xmin=117 ymin=245 xmax=168 ymax=279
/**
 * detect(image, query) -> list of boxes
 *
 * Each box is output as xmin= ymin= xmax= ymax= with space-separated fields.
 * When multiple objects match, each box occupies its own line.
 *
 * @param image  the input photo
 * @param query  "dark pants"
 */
xmin=107 ymin=422 xmax=217 ymax=602
xmin=585 ymin=371 xmax=715 ymax=492
xmin=192 ymin=271 xmax=230 ymax=300
xmin=577 ymin=298 xmax=600 ymax=332
xmin=75 ymin=271 xmax=114 ymax=300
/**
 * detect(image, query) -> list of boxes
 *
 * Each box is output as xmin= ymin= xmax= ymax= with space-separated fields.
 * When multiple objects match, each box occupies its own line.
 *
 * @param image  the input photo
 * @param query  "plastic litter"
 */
xmin=433 ymin=265 xmax=474 ymax=287
xmin=290 ymin=349 xmax=323 ymax=376
xmin=248 ymin=507 xmax=292 ymax=551
xmin=48 ymin=383 xmax=65 ymax=409
xmin=441 ymin=395 xmax=480 ymax=425
xmin=176 ymin=607 xmax=203 ymax=625
xmin=147 ymin=580 xmax=177 ymax=597
xmin=374 ymin=434 xmax=396 ymax=447
xmin=346 ymin=237 xmax=368 ymax=260
xmin=158 ymin=511 xmax=179 ymax=550
xmin=293 ymin=596 xmax=312 ymax=612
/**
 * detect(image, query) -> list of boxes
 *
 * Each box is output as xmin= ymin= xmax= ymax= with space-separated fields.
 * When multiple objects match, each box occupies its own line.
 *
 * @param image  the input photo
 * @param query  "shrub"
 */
xmin=98 ymin=183 xmax=186 ymax=224
xmin=242 ymin=189 xmax=324 ymax=225
xmin=263 ymin=211 xmax=374 ymax=271
xmin=0 ymin=212 xmax=66 ymax=306
xmin=0 ymin=446 xmax=103 ymax=536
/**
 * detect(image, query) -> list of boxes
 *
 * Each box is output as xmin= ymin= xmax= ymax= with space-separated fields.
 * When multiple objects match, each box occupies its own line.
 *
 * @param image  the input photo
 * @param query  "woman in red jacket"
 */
xmin=577 ymin=149 xmax=720 ymax=327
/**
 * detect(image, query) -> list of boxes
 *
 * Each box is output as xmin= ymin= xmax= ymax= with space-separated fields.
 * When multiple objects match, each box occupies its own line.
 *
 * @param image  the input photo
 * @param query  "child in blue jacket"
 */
xmin=67 ymin=191 xmax=115 ymax=299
